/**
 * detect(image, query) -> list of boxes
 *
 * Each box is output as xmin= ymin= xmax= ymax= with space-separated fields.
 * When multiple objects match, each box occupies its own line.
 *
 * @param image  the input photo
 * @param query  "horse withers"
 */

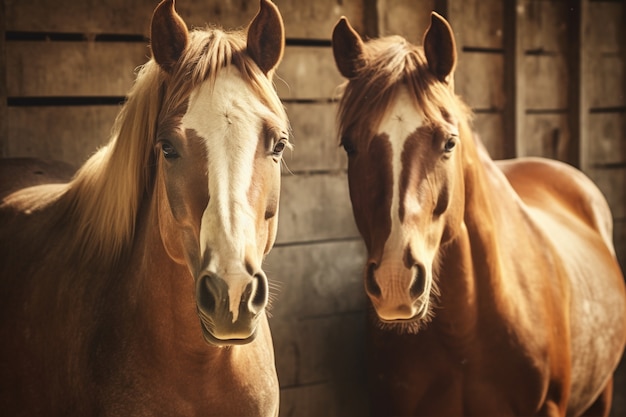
xmin=0 ymin=1 xmax=289 ymax=415
xmin=332 ymin=12 xmax=626 ymax=417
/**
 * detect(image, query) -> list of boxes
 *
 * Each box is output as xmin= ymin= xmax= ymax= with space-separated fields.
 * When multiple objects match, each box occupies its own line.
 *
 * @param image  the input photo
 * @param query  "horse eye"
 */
xmin=161 ymin=142 xmax=179 ymax=159
xmin=444 ymin=136 xmax=457 ymax=153
xmin=341 ymin=137 xmax=357 ymax=156
xmin=272 ymin=138 xmax=288 ymax=156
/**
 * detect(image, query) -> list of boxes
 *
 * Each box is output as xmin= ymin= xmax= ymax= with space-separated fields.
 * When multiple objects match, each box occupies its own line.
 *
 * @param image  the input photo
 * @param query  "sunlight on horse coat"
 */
xmin=333 ymin=12 xmax=626 ymax=417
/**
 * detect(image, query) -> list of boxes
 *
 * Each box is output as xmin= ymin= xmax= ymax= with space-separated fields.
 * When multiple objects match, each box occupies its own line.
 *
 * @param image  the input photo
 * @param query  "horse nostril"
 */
xmin=197 ymin=275 xmax=217 ymax=314
xmin=410 ymin=264 xmax=426 ymax=298
xmin=366 ymin=263 xmax=382 ymax=297
xmin=249 ymin=272 xmax=268 ymax=310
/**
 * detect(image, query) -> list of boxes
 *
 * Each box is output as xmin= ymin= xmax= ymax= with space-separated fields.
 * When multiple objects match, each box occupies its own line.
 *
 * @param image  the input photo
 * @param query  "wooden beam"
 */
xmin=502 ymin=0 xmax=524 ymax=159
xmin=433 ymin=0 xmax=449 ymax=20
xmin=567 ymin=0 xmax=583 ymax=169
xmin=0 ymin=0 xmax=7 ymax=157
xmin=362 ymin=0 xmax=379 ymax=38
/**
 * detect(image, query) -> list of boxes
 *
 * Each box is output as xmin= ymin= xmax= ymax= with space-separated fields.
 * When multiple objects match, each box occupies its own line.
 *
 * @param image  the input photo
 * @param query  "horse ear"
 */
xmin=332 ymin=17 xmax=365 ymax=79
xmin=150 ymin=0 xmax=189 ymax=74
xmin=247 ymin=0 xmax=285 ymax=75
xmin=423 ymin=12 xmax=457 ymax=83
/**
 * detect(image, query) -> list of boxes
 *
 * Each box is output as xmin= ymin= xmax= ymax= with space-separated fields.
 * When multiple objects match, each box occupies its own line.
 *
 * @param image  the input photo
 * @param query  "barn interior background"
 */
xmin=1 ymin=0 xmax=624 ymax=415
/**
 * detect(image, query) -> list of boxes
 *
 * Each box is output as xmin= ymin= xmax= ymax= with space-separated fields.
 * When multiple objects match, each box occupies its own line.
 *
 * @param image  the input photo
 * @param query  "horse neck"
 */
xmin=434 ymin=129 xmax=519 ymax=343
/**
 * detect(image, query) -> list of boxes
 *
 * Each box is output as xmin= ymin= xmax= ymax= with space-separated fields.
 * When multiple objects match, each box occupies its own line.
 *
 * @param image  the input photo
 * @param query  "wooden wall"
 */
xmin=1 ymin=0 xmax=625 ymax=416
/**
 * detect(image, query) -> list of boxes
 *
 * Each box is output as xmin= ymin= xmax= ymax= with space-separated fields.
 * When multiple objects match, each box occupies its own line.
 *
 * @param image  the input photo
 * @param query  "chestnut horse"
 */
xmin=332 ymin=13 xmax=626 ymax=417
xmin=0 ymin=1 xmax=289 ymax=415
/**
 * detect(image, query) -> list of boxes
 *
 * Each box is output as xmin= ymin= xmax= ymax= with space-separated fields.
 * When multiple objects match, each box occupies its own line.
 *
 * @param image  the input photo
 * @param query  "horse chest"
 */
xmin=100 ymin=349 xmax=279 ymax=417
xmin=368 ymin=324 xmax=553 ymax=416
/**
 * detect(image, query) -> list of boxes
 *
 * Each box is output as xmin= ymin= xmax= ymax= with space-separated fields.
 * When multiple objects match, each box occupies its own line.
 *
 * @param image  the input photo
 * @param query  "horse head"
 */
xmin=332 ymin=13 xmax=467 ymax=333
xmin=150 ymin=0 xmax=288 ymax=345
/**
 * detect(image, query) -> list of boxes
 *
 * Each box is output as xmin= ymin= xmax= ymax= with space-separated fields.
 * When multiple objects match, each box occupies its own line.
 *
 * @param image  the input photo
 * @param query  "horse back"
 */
xmin=0 ymin=158 xmax=75 ymax=198
xmin=496 ymin=157 xmax=615 ymax=253
xmin=0 ymin=157 xmax=75 ymax=230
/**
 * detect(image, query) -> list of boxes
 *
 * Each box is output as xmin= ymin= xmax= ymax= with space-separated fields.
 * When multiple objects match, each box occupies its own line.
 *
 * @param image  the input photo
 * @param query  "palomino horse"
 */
xmin=0 ymin=0 xmax=289 ymax=415
xmin=332 ymin=12 xmax=626 ymax=417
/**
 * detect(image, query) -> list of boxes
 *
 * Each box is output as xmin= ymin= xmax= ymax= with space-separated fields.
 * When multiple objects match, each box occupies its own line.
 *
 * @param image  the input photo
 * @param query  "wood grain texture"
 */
xmin=448 ymin=0 xmax=503 ymax=49
xmin=455 ymin=52 xmax=505 ymax=110
xmin=5 ymin=0 xmax=365 ymax=39
xmin=276 ymin=46 xmax=344 ymax=100
xmin=587 ymin=167 xmax=626 ymax=219
xmin=522 ymin=114 xmax=571 ymax=161
xmin=276 ymin=173 xmax=359 ymax=244
xmin=6 ymin=105 xmax=120 ymax=167
xmin=282 ymin=102 xmax=347 ymax=173
xmin=6 ymin=41 xmax=148 ymax=97
xmin=376 ymin=0 xmax=435 ymax=42
xmin=523 ymin=54 xmax=568 ymax=110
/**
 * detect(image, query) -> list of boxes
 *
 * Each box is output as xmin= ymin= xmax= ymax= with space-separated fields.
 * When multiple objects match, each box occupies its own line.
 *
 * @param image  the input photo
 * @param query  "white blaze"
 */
xmin=377 ymin=87 xmax=425 ymax=256
xmin=181 ymin=69 xmax=275 ymax=322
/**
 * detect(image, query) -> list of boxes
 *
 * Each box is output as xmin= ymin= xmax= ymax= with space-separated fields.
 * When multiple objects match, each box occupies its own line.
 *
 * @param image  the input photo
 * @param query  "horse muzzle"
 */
xmin=195 ymin=270 xmax=268 ymax=346
xmin=366 ymin=261 xmax=432 ymax=323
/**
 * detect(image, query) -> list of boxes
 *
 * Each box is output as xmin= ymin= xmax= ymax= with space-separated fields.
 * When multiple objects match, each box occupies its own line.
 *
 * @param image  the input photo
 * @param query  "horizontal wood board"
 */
xmin=5 ymin=0 xmax=365 ymax=39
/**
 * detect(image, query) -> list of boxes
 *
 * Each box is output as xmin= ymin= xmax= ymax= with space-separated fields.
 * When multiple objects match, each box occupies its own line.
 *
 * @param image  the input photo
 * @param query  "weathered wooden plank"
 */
xmin=448 ymin=0 xmax=503 ymax=49
xmin=266 ymin=209 xmax=367 ymax=417
xmin=587 ymin=113 xmax=626 ymax=166
xmin=578 ymin=0 xmax=592 ymax=171
xmin=4 ymin=1 xmax=259 ymax=36
xmin=6 ymin=106 xmax=120 ymax=167
xmin=472 ymin=112 xmax=505 ymax=160
xmin=265 ymin=240 xmax=366 ymax=320
xmin=276 ymin=46 xmax=344 ymax=100
xmin=586 ymin=0 xmax=624 ymax=55
xmin=587 ymin=53 xmax=625 ymax=109
xmin=271 ymin=312 xmax=367 ymax=400
xmin=278 ymin=376 xmax=368 ymax=417
xmin=6 ymin=41 xmax=148 ymax=97
xmin=523 ymin=54 xmax=568 ymax=110
xmin=7 ymin=41 xmax=340 ymax=100
xmin=276 ymin=173 xmax=359 ymax=244
xmin=502 ymin=0 xmax=524 ymax=159
xmin=522 ymin=114 xmax=571 ymax=160
xmin=502 ymin=0 xmax=526 ymax=158
xmin=0 ymin=0 xmax=7 ymax=156
xmin=615 ymin=218 xmax=626 ymax=272
xmin=282 ymin=102 xmax=346 ymax=173
xmin=376 ymin=0 xmax=435 ymax=43
xmin=6 ymin=0 xmax=364 ymax=40
xmin=274 ymin=0 xmax=365 ymax=39
xmin=455 ymin=52 xmax=505 ymax=110
xmin=5 ymin=0 xmax=155 ymax=35
xmin=587 ymin=167 xmax=626 ymax=219
xmin=521 ymin=0 xmax=569 ymax=53
xmin=566 ymin=0 xmax=582 ymax=169
xmin=185 ymin=0 xmax=366 ymax=40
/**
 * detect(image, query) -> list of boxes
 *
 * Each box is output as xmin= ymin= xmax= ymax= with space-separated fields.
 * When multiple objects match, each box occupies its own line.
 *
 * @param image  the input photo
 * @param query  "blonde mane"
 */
xmin=62 ymin=26 xmax=286 ymax=266
xmin=337 ymin=35 xmax=471 ymax=143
